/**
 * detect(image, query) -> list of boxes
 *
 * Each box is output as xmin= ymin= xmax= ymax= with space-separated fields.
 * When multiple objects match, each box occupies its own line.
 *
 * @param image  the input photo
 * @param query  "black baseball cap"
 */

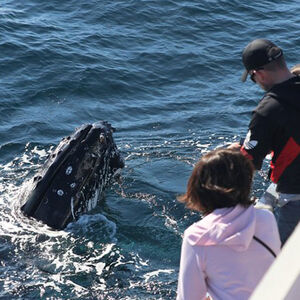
xmin=241 ymin=39 xmax=283 ymax=82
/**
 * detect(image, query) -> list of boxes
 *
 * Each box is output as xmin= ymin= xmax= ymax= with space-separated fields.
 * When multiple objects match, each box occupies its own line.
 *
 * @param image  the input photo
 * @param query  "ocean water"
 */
xmin=0 ymin=0 xmax=299 ymax=299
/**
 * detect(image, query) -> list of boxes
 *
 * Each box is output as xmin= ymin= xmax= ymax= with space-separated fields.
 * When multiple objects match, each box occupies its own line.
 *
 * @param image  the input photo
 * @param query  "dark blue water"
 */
xmin=1 ymin=0 xmax=299 ymax=298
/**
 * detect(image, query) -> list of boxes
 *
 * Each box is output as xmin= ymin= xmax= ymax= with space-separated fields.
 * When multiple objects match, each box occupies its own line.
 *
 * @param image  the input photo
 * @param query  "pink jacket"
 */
xmin=177 ymin=205 xmax=281 ymax=300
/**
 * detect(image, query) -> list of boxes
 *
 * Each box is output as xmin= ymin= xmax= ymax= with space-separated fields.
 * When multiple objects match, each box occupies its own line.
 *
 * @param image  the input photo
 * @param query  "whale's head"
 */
xmin=72 ymin=121 xmax=124 ymax=185
xmin=21 ymin=121 xmax=124 ymax=229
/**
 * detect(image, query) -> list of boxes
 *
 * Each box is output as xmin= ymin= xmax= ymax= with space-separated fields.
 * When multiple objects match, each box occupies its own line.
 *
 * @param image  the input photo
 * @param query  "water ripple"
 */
xmin=1 ymin=0 xmax=299 ymax=298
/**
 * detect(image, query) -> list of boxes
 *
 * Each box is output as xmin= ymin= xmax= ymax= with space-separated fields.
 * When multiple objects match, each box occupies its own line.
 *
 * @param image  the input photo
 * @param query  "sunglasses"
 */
xmin=250 ymin=67 xmax=264 ymax=83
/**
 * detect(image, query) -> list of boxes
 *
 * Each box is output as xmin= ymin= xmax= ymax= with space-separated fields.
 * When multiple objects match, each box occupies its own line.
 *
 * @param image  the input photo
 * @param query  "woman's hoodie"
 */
xmin=177 ymin=204 xmax=281 ymax=300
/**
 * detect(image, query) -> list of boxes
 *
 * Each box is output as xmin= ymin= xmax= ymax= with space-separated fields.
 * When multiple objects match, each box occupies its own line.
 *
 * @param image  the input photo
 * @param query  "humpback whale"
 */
xmin=21 ymin=121 xmax=124 ymax=230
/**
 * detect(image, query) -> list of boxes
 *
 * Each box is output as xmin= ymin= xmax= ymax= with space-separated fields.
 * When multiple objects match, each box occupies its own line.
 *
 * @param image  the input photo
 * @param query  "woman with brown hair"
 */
xmin=177 ymin=149 xmax=281 ymax=300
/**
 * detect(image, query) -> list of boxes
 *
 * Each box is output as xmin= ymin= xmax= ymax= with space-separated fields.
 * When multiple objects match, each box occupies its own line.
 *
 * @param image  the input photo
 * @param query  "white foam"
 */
xmin=72 ymin=213 xmax=117 ymax=240
xmin=143 ymin=269 xmax=174 ymax=282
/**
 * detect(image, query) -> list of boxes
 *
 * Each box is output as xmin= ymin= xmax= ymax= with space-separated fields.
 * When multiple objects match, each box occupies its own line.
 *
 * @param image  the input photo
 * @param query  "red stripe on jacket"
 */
xmin=240 ymin=146 xmax=253 ymax=161
xmin=270 ymin=137 xmax=300 ymax=183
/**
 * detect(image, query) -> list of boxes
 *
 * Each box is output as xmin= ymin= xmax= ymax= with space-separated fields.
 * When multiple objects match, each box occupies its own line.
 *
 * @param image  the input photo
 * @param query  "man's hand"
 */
xmin=227 ymin=142 xmax=241 ymax=150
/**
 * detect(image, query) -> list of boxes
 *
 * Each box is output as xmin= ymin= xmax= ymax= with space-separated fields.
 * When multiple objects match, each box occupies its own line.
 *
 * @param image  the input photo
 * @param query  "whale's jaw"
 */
xmin=21 ymin=121 xmax=124 ymax=230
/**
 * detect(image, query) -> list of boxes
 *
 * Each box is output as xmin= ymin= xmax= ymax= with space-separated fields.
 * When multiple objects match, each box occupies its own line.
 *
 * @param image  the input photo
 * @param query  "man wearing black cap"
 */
xmin=236 ymin=39 xmax=300 ymax=245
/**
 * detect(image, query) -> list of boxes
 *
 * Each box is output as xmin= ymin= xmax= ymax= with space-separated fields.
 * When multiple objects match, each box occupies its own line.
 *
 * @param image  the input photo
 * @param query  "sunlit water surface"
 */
xmin=1 ymin=0 xmax=299 ymax=298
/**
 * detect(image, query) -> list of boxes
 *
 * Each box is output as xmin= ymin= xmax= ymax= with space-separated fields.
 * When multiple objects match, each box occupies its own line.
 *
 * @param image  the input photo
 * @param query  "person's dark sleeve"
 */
xmin=241 ymin=111 xmax=274 ymax=169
